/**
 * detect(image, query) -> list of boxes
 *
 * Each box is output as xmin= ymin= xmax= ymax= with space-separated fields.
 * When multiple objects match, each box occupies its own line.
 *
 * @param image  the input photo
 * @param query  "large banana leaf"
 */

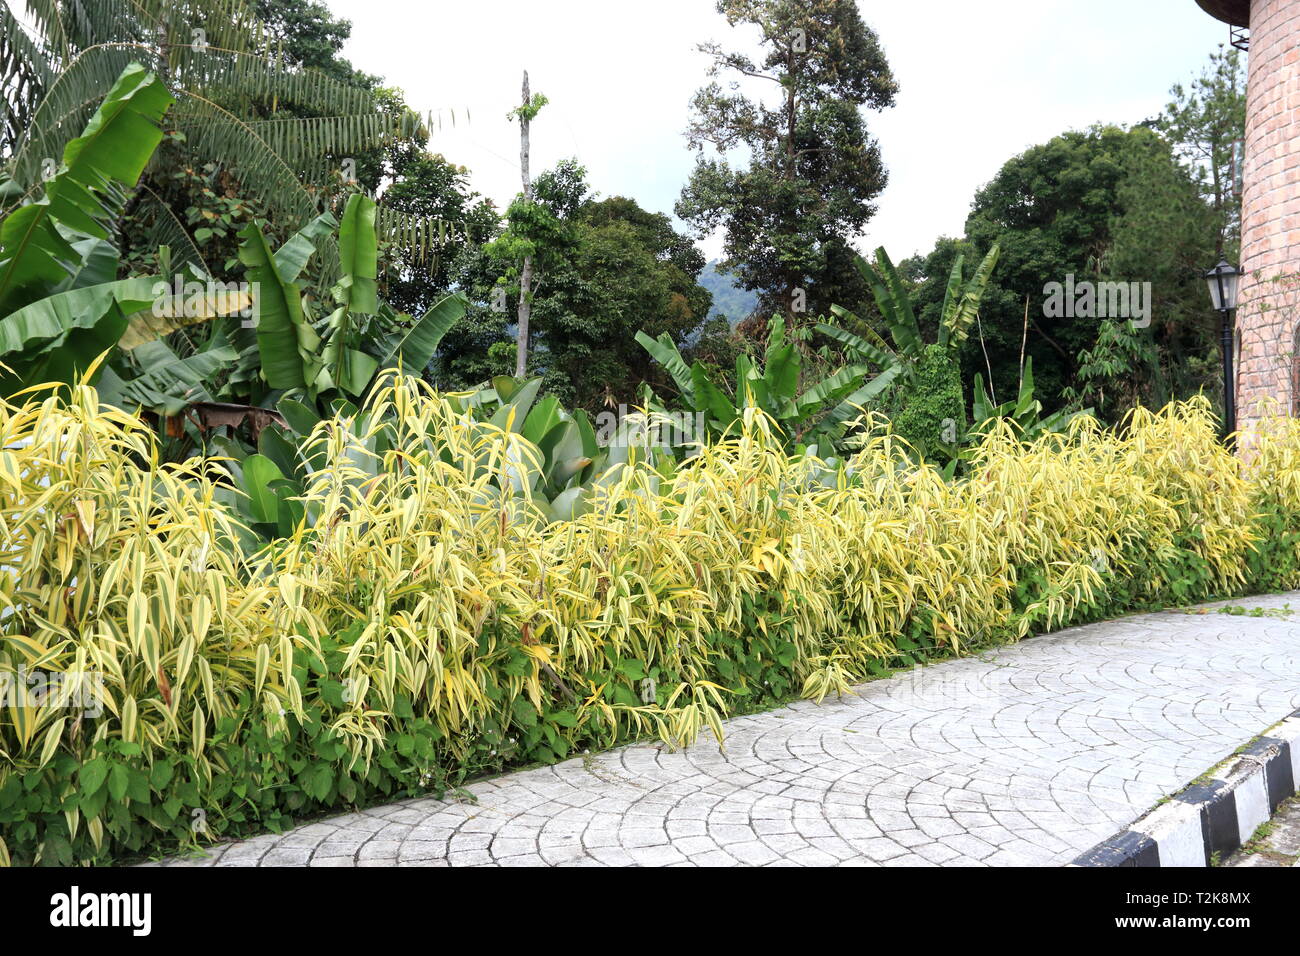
xmin=863 ymin=248 xmax=923 ymax=360
xmin=818 ymin=311 xmax=899 ymax=370
xmin=375 ymin=292 xmax=468 ymax=373
xmin=333 ymin=193 xmax=378 ymax=315
xmin=795 ymin=362 xmax=875 ymax=416
xmin=99 ymin=340 xmax=239 ymax=415
xmin=635 ymin=330 xmax=695 ymax=405
xmin=940 ymin=243 xmax=1000 ymax=349
xmin=118 ymin=284 xmax=255 ymax=350
xmin=761 ymin=317 xmax=799 ymax=407
xmin=0 ymin=64 xmax=171 ymax=314
xmin=59 ymin=237 xmax=118 ymax=291
xmin=813 ymin=364 xmax=906 ymax=439
xmin=0 ymin=277 xmax=159 ymax=359
xmin=969 ymin=357 xmax=1088 ymax=442
xmin=691 ymin=362 xmax=738 ymax=431
xmin=3 ymin=300 xmax=129 ymax=394
xmin=238 ymin=220 xmax=320 ymax=391
xmin=319 ymin=195 xmax=378 ymax=396
xmin=937 ymin=254 xmax=966 ymax=349
xmin=275 ymin=211 xmax=338 ymax=282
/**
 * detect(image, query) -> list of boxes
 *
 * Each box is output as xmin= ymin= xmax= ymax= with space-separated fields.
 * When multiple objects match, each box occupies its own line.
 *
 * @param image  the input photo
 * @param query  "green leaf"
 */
xmin=635 ymin=331 xmax=695 ymax=405
xmin=241 ymin=454 xmax=287 ymax=524
xmin=102 ymin=339 xmax=238 ymax=413
xmin=273 ymin=212 xmax=337 ymax=283
xmin=334 ymin=193 xmax=378 ymax=315
xmin=59 ymin=237 xmax=119 ymax=291
xmin=548 ymin=485 xmax=588 ymax=521
xmin=258 ymin=425 xmax=305 ymax=483
xmin=522 ymin=395 xmax=561 ymax=446
xmin=571 ymin=408 xmax=599 ymax=459
xmin=308 ymin=764 xmax=333 ymax=801
xmin=377 ymin=292 xmax=468 ymax=374
xmin=0 ymin=65 xmax=173 ymax=315
xmin=795 ymin=362 xmax=874 ymax=415
xmin=149 ymin=760 xmax=174 ymax=791
xmin=489 ymin=376 xmax=543 ymax=431
xmin=762 ymin=317 xmax=799 ymax=406
xmin=818 ymin=313 xmax=898 ymax=369
xmin=0 ymin=276 xmax=158 ymax=363
xmin=238 ymin=220 xmax=319 ymax=391
xmin=107 ymin=763 xmax=128 ymax=802
xmin=944 ymin=243 xmax=999 ymax=349
xmin=937 ymin=254 xmax=965 ymax=349
xmin=815 ymin=364 xmax=906 ymax=437
xmin=78 ymin=758 xmax=108 ymax=796
xmin=691 ymin=361 xmax=737 ymax=432
xmin=278 ymin=397 xmax=321 ymax=438
xmin=867 ymin=248 xmax=922 ymax=359
xmin=333 ymin=345 xmax=378 ymax=397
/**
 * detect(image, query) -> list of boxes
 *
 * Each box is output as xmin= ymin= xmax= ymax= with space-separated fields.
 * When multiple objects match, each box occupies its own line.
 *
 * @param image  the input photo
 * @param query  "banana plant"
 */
xmin=198 ymin=194 xmax=470 ymax=547
xmin=97 ymin=336 xmax=240 ymax=417
xmin=0 ymin=64 xmax=173 ymax=393
xmin=816 ymin=242 xmax=1001 ymax=394
xmin=0 ymin=64 xmax=253 ymax=400
xmin=445 ymin=375 xmax=615 ymax=522
xmin=970 ymin=357 xmax=1087 ymax=443
xmin=218 ymin=370 xmax=615 ymax=551
xmin=636 ymin=316 xmax=900 ymax=451
xmin=235 ymin=192 xmax=468 ymax=409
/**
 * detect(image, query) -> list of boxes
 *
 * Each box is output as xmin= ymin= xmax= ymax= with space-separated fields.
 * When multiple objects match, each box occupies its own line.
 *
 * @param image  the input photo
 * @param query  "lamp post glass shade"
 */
xmin=1205 ymin=260 xmax=1241 ymax=312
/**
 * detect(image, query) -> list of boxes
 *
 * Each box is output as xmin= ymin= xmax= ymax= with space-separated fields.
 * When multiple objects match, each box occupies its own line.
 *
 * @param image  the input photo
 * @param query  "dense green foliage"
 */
xmin=890 ymin=344 xmax=964 ymax=461
xmin=0 ymin=0 xmax=442 ymax=285
xmin=441 ymin=162 xmax=714 ymax=411
xmin=638 ymin=313 xmax=899 ymax=450
xmin=903 ymin=50 xmax=1246 ymax=423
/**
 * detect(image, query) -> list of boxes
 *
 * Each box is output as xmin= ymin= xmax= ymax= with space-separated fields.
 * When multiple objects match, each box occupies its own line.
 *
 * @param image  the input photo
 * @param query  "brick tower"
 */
xmin=1197 ymin=0 xmax=1300 ymax=437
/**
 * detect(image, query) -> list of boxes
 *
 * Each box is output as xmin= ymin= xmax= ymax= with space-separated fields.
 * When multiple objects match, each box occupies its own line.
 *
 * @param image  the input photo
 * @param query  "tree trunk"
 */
xmin=515 ymin=71 xmax=533 ymax=379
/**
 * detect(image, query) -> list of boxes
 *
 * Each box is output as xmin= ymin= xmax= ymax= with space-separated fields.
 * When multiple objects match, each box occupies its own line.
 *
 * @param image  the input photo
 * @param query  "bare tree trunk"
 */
xmin=515 ymin=71 xmax=533 ymax=379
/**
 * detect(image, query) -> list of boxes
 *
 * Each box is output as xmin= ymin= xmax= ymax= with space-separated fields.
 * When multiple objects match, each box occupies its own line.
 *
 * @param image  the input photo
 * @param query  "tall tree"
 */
xmin=676 ymin=0 xmax=896 ymax=325
xmin=530 ymin=192 xmax=713 ymax=410
xmin=447 ymin=162 xmax=713 ymax=411
xmin=906 ymin=125 xmax=1219 ymax=420
xmin=380 ymin=151 xmax=499 ymax=318
xmin=1158 ymin=45 xmax=1247 ymax=259
xmin=252 ymin=0 xmax=377 ymax=86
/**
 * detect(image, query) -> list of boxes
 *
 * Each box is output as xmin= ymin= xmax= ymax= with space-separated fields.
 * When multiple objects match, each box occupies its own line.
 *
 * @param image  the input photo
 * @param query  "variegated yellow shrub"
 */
xmin=0 ymin=377 xmax=1295 ymax=865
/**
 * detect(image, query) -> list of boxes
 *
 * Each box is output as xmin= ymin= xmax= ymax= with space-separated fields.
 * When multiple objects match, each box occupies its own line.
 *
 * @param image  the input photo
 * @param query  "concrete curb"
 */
xmin=1071 ymin=710 xmax=1300 ymax=867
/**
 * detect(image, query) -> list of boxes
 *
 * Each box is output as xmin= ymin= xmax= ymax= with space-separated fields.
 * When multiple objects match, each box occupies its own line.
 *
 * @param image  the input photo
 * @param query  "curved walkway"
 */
xmin=152 ymin=593 xmax=1300 ymax=867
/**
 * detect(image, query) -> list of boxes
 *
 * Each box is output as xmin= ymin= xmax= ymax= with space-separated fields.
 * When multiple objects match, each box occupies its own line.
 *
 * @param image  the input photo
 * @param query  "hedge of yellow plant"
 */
xmin=0 ymin=375 xmax=1293 ymax=865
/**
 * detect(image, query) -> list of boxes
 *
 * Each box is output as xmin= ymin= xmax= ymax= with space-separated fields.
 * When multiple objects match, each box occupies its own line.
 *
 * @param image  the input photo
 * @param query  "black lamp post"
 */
xmin=1204 ymin=259 xmax=1241 ymax=443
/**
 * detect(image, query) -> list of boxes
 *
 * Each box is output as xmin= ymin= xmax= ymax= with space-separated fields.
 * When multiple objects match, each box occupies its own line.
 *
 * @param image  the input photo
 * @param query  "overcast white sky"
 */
xmin=325 ymin=0 xmax=1232 ymax=262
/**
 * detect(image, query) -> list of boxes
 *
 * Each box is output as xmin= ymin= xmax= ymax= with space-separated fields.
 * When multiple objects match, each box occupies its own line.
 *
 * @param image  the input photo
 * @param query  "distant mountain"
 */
xmin=697 ymin=260 xmax=760 ymax=327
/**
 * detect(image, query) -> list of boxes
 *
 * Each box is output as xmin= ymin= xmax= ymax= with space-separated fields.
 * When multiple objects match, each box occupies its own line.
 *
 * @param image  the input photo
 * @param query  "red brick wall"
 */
xmin=1237 ymin=0 xmax=1300 ymax=438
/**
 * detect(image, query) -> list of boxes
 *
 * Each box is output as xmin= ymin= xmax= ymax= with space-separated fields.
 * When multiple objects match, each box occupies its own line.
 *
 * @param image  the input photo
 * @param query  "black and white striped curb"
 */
xmin=1072 ymin=711 xmax=1300 ymax=867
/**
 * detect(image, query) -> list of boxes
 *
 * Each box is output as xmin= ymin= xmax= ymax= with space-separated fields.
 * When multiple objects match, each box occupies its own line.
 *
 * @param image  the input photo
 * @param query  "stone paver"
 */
xmin=152 ymin=593 xmax=1300 ymax=867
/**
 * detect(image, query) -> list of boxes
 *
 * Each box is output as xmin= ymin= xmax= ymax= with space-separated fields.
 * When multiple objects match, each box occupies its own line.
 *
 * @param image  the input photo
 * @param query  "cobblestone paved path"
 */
xmin=153 ymin=593 xmax=1300 ymax=867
